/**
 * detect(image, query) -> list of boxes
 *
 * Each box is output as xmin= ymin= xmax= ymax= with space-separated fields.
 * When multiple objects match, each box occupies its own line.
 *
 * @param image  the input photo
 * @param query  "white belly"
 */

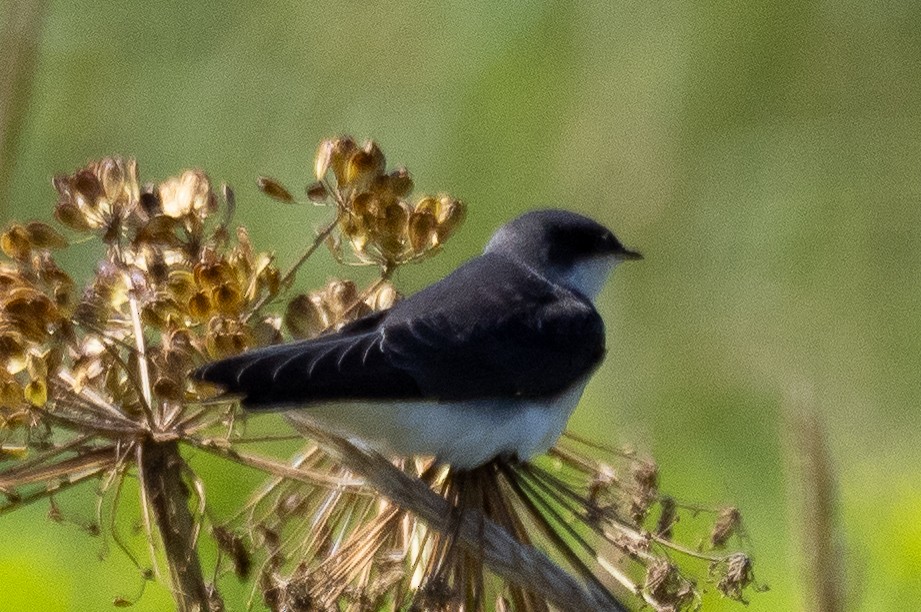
xmin=284 ymin=380 xmax=588 ymax=470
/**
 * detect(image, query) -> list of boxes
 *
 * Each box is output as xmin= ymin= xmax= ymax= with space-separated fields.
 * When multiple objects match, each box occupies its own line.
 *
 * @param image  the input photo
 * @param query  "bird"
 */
xmin=193 ymin=209 xmax=641 ymax=470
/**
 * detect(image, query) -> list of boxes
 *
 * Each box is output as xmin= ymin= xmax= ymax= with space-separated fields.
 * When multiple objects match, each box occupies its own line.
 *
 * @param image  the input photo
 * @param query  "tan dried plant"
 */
xmin=0 ymin=137 xmax=764 ymax=611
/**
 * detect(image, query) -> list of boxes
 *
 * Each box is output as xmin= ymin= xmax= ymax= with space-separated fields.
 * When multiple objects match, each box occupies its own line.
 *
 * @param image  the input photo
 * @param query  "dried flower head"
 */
xmin=0 ymin=139 xmax=761 ymax=612
xmin=304 ymin=136 xmax=467 ymax=271
xmin=0 ymin=142 xmax=469 ymax=611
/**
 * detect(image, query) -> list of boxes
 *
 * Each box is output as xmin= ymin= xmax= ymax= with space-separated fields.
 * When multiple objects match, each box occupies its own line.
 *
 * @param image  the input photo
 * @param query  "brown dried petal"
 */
xmin=644 ymin=560 xmax=695 ymax=610
xmin=656 ymin=496 xmax=678 ymax=540
xmin=715 ymin=553 xmax=755 ymax=600
xmin=257 ymin=176 xmax=295 ymax=203
xmin=213 ymin=526 xmax=252 ymax=580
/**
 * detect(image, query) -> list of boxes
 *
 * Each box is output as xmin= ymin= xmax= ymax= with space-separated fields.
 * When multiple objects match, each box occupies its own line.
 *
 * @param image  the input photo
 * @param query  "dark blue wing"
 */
xmin=192 ymin=253 xmax=606 ymax=407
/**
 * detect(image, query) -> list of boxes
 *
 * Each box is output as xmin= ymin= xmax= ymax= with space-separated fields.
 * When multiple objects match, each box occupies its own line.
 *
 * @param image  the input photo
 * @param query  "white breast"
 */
xmin=284 ymin=379 xmax=589 ymax=470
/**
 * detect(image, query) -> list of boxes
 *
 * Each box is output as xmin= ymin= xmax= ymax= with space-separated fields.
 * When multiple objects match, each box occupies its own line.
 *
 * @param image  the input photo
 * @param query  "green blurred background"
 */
xmin=2 ymin=1 xmax=920 ymax=610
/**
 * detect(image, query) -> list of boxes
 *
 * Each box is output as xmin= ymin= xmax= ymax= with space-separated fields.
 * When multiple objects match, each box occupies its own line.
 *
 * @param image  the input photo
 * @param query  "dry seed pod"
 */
xmin=377 ymin=202 xmax=410 ymax=241
xmin=0 ymin=335 xmax=28 ymax=374
xmin=367 ymin=282 xmax=398 ymax=311
xmin=98 ymin=157 xmax=139 ymax=206
xmin=408 ymin=211 xmax=437 ymax=252
xmin=24 ymin=222 xmax=68 ymax=250
xmin=187 ymin=291 xmax=212 ymax=320
xmin=434 ymin=196 xmax=466 ymax=242
xmin=386 ymin=167 xmax=413 ymax=198
xmin=710 ymin=507 xmax=742 ymax=549
xmin=0 ymin=375 xmax=24 ymax=406
xmin=166 ymin=269 xmax=196 ymax=302
xmin=153 ymin=376 xmax=182 ymax=401
xmin=325 ymin=279 xmax=360 ymax=319
xmin=54 ymin=201 xmax=92 ymax=231
xmin=135 ymin=215 xmax=182 ymax=247
xmin=211 ymin=282 xmax=242 ymax=315
xmin=329 ymin=137 xmax=359 ymax=184
xmin=414 ymin=196 xmax=438 ymax=217
xmin=159 ymin=170 xmax=216 ymax=218
xmin=1 ymin=225 xmax=32 ymax=259
xmin=344 ymin=142 xmax=386 ymax=189
xmin=251 ymin=317 xmax=283 ymax=347
xmin=257 ymin=177 xmax=295 ymax=203
xmin=285 ymin=294 xmax=327 ymax=339
xmin=23 ymin=378 xmax=47 ymax=407
xmin=314 ymin=138 xmax=336 ymax=181
xmin=350 ymin=192 xmax=376 ymax=218
xmin=71 ymin=169 xmax=103 ymax=204
xmin=194 ymin=260 xmax=233 ymax=289
xmin=305 ymin=181 xmax=328 ymax=203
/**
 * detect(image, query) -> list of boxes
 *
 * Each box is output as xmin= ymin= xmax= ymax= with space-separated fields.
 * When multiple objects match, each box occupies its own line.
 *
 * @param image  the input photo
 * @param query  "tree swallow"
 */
xmin=194 ymin=210 xmax=641 ymax=469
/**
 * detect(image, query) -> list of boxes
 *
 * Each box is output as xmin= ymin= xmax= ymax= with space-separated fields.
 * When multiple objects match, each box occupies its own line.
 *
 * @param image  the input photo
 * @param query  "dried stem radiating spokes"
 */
xmin=0 ymin=138 xmax=760 ymax=611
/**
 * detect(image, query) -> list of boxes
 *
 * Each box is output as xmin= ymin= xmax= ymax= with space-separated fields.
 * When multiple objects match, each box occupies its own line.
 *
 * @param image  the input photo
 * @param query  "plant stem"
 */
xmin=139 ymin=438 xmax=215 ymax=611
xmin=247 ymin=214 xmax=340 ymax=320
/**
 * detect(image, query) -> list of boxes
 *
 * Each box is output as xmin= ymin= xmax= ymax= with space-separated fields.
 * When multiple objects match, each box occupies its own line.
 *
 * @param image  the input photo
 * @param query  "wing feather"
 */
xmin=193 ymin=253 xmax=606 ymax=407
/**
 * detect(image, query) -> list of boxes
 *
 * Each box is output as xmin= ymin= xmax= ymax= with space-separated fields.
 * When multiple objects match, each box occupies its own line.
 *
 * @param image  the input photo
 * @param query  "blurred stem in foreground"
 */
xmin=783 ymin=385 xmax=846 ymax=612
xmin=0 ymin=0 xmax=47 ymax=214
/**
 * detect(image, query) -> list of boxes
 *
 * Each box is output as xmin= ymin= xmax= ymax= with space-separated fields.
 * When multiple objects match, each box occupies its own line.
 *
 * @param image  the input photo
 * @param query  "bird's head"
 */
xmin=484 ymin=209 xmax=641 ymax=301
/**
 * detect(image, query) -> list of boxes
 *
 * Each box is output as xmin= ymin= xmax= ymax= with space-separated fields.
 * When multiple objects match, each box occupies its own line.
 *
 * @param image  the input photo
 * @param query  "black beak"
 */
xmin=618 ymin=247 xmax=643 ymax=261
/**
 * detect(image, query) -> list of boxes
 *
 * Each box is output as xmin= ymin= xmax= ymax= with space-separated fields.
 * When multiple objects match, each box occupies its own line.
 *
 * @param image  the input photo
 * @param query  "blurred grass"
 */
xmin=2 ymin=0 xmax=920 ymax=610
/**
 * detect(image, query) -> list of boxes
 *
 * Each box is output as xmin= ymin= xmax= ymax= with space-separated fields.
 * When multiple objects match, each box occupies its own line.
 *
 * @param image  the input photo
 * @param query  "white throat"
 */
xmin=561 ymin=256 xmax=619 ymax=302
